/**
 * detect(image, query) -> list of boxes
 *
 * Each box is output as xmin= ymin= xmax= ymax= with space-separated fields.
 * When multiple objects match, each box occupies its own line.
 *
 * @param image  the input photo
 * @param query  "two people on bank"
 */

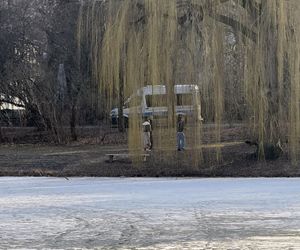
xmin=142 ymin=115 xmax=185 ymax=151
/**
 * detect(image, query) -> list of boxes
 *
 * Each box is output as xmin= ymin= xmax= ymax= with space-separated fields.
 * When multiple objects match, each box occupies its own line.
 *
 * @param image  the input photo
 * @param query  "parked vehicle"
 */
xmin=110 ymin=84 xmax=203 ymax=126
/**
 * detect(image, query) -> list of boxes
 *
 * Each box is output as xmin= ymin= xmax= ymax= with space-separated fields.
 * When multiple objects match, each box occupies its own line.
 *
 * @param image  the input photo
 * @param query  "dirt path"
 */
xmin=1 ymin=141 xmax=300 ymax=177
xmin=0 ymin=143 xmax=126 ymax=176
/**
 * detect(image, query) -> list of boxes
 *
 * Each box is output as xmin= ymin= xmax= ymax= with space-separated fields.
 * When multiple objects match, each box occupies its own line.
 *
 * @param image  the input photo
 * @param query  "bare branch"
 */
xmin=211 ymin=13 xmax=257 ymax=42
xmin=232 ymin=0 xmax=262 ymax=20
xmin=0 ymin=98 xmax=25 ymax=108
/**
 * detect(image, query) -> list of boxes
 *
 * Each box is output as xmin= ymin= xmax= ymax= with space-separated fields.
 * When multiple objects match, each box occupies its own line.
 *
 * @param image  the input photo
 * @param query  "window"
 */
xmin=176 ymin=93 xmax=193 ymax=106
xmin=146 ymin=94 xmax=168 ymax=107
xmin=125 ymin=95 xmax=141 ymax=108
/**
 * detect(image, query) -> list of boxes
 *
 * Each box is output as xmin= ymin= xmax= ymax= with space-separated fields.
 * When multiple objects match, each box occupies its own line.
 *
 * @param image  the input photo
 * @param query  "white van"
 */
xmin=110 ymin=84 xmax=202 ymax=125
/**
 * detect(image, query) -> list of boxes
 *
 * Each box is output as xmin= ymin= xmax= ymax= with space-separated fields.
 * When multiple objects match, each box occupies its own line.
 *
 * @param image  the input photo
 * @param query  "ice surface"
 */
xmin=1 ymin=177 xmax=300 ymax=249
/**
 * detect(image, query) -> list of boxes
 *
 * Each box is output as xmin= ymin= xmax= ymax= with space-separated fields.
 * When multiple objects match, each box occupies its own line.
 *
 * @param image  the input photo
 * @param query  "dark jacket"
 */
xmin=177 ymin=120 xmax=185 ymax=132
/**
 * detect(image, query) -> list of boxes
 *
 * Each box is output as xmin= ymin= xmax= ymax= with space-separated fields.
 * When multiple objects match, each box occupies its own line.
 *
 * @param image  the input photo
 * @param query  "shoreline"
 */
xmin=0 ymin=144 xmax=299 ymax=178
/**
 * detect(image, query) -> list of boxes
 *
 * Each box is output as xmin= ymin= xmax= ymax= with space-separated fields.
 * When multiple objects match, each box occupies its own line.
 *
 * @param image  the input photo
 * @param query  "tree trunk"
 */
xmin=0 ymin=124 xmax=3 ymax=143
xmin=0 ymin=103 xmax=2 ymax=142
xmin=266 ymin=26 xmax=279 ymax=143
xmin=70 ymin=104 xmax=77 ymax=141
xmin=261 ymin=1 xmax=283 ymax=145
xmin=118 ymin=51 xmax=125 ymax=133
xmin=25 ymin=104 xmax=46 ymax=131
xmin=118 ymin=80 xmax=125 ymax=132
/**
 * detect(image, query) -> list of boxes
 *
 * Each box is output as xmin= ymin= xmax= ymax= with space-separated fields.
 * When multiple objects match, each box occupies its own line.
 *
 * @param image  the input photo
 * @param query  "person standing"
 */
xmin=142 ymin=117 xmax=152 ymax=151
xmin=177 ymin=115 xmax=185 ymax=151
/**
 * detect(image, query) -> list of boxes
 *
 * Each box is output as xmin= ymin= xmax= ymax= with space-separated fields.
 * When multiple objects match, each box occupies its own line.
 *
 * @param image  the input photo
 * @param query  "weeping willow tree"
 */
xmin=237 ymin=0 xmax=300 ymax=161
xmin=78 ymin=0 xmax=300 ymax=165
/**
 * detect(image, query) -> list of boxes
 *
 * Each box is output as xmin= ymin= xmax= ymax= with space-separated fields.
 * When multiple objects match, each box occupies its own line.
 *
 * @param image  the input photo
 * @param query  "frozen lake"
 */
xmin=1 ymin=177 xmax=300 ymax=249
